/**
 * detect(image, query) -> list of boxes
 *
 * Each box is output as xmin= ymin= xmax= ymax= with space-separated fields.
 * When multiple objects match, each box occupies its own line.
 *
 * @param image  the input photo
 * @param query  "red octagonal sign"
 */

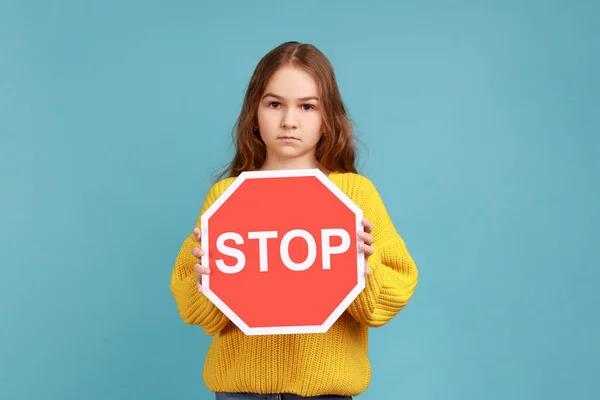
xmin=201 ymin=169 xmax=365 ymax=335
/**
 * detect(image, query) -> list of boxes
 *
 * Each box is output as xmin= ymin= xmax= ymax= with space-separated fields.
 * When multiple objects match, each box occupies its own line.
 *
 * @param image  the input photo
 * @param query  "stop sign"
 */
xmin=200 ymin=169 xmax=365 ymax=335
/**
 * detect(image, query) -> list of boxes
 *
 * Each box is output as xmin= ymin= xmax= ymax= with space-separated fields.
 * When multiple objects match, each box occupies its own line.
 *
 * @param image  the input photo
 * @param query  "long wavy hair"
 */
xmin=215 ymin=41 xmax=359 ymax=181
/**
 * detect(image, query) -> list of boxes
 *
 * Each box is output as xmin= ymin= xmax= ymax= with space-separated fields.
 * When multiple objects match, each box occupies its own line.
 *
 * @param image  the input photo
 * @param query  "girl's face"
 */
xmin=256 ymin=65 xmax=324 ymax=169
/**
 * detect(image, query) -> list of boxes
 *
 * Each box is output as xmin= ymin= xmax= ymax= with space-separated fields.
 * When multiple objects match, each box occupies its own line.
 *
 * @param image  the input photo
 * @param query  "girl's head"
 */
xmin=217 ymin=41 xmax=358 ymax=179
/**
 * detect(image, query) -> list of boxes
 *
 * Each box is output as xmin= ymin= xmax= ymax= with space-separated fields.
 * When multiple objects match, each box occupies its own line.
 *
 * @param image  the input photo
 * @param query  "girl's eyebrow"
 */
xmin=262 ymin=93 xmax=319 ymax=102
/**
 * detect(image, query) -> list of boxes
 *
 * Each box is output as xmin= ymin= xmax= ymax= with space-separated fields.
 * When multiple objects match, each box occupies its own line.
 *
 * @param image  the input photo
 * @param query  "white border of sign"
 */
xmin=201 ymin=168 xmax=365 ymax=335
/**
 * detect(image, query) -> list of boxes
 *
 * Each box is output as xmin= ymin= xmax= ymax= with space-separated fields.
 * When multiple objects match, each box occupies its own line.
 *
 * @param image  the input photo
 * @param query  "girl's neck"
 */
xmin=260 ymin=155 xmax=330 ymax=175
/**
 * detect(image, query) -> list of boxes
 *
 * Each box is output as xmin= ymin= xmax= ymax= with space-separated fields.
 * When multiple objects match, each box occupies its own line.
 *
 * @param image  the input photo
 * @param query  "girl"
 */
xmin=170 ymin=41 xmax=419 ymax=400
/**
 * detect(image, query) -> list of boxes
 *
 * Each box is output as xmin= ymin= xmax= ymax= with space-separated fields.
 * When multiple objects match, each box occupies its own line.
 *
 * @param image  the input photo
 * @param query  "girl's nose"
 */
xmin=281 ymin=112 xmax=298 ymax=129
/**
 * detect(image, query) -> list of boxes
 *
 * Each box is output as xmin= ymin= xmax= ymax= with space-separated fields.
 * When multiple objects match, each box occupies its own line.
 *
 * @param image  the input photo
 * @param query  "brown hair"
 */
xmin=215 ymin=41 xmax=359 ymax=181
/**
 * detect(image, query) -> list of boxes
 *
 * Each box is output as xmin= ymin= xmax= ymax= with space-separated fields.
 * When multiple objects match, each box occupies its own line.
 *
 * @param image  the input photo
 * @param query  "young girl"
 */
xmin=170 ymin=41 xmax=419 ymax=400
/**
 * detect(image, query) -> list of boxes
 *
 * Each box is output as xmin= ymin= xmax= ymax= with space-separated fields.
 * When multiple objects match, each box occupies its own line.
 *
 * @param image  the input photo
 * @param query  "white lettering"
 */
xmin=213 ymin=229 xmax=351 ymax=273
xmin=321 ymin=228 xmax=351 ymax=270
xmin=215 ymin=232 xmax=245 ymax=274
xmin=248 ymin=231 xmax=278 ymax=272
xmin=280 ymin=229 xmax=317 ymax=271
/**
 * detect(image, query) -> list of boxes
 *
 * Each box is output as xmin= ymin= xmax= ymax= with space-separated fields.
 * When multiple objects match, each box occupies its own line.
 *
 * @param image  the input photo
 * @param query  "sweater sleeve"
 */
xmin=346 ymin=178 xmax=419 ymax=327
xmin=169 ymin=179 xmax=232 ymax=336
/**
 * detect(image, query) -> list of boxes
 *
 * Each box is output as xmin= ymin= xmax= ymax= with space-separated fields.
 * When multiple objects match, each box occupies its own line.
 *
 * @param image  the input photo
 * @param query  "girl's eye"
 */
xmin=302 ymin=104 xmax=315 ymax=111
xmin=268 ymin=102 xmax=281 ymax=108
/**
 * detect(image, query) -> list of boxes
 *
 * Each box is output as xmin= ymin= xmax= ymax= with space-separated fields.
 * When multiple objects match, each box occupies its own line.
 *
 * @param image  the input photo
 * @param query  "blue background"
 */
xmin=1 ymin=1 xmax=598 ymax=399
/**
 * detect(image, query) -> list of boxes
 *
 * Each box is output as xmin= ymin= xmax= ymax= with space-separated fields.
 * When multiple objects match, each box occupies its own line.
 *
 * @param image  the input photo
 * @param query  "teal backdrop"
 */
xmin=1 ymin=1 xmax=598 ymax=399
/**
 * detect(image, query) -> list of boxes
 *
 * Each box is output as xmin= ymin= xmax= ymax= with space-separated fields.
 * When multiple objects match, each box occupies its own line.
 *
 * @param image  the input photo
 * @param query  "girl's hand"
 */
xmin=191 ymin=227 xmax=211 ymax=292
xmin=358 ymin=218 xmax=374 ymax=276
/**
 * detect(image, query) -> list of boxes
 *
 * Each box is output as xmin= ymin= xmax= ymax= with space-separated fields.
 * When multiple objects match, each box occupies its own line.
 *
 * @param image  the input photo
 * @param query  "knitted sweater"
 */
xmin=170 ymin=172 xmax=419 ymax=397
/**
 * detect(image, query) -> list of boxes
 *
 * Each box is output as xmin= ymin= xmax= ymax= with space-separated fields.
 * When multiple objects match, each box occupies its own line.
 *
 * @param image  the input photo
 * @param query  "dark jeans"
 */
xmin=215 ymin=393 xmax=352 ymax=400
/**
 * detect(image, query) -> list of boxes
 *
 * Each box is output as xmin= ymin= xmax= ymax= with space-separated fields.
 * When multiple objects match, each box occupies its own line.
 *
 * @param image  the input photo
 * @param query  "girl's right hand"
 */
xmin=191 ymin=227 xmax=211 ymax=292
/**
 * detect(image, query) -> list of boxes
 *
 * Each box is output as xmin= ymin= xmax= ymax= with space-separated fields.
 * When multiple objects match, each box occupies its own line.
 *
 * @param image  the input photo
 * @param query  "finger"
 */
xmin=194 ymin=264 xmax=209 ymax=293
xmin=365 ymin=265 xmax=371 ymax=276
xmin=193 ymin=227 xmax=201 ymax=243
xmin=362 ymin=218 xmax=373 ymax=234
xmin=359 ymin=243 xmax=374 ymax=257
xmin=357 ymin=231 xmax=374 ymax=246
xmin=191 ymin=247 xmax=204 ymax=258
xmin=193 ymin=263 xmax=211 ymax=276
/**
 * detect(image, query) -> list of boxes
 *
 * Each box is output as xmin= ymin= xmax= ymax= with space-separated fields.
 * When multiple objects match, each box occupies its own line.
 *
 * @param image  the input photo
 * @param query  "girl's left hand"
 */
xmin=358 ymin=218 xmax=374 ymax=276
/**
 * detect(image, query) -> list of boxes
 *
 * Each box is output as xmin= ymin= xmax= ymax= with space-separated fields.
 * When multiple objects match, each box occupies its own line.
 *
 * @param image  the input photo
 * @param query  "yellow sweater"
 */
xmin=170 ymin=172 xmax=419 ymax=397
